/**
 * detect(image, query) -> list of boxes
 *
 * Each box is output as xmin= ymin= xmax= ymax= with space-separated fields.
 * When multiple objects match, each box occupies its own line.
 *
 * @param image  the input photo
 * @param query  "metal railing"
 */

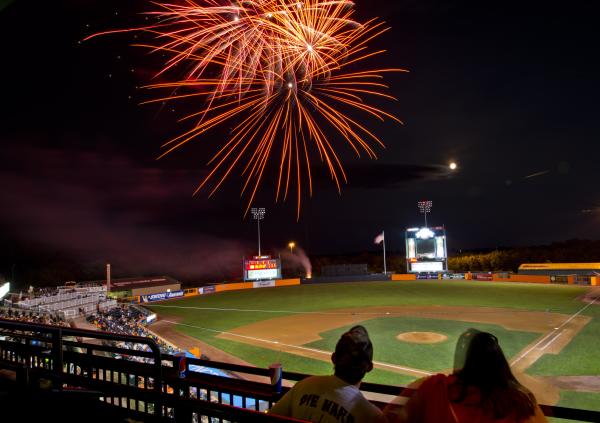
xmin=1 ymin=318 xmax=599 ymax=422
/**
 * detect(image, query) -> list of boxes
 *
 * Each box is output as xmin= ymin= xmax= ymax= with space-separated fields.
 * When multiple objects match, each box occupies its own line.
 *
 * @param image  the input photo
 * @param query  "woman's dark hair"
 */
xmin=452 ymin=331 xmax=536 ymax=420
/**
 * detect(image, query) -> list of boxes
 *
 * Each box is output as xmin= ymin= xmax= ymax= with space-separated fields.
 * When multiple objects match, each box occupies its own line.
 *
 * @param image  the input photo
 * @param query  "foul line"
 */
xmin=538 ymin=330 xmax=564 ymax=350
xmin=148 ymin=304 xmax=565 ymax=317
xmin=162 ymin=319 xmax=432 ymax=377
xmin=511 ymin=296 xmax=598 ymax=366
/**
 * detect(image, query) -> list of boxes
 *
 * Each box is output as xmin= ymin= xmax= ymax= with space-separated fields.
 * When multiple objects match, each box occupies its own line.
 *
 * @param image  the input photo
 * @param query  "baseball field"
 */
xmin=146 ymin=280 xmax=600 ymax=416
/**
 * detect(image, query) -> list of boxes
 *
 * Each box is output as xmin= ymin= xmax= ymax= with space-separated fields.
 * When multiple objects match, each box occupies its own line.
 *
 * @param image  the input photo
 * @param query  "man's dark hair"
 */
xmin=332 ymin=325 xmax=374 ymax=384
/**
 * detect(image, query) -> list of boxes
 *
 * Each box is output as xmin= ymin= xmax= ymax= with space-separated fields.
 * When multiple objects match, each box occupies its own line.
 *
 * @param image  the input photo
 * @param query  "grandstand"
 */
xmin=2 ymin=276 xmax=181 ymax=321
xmin=13 ymin=284 xmax=117 ymax=319
xmin=82 ymin=275 xmax=182 ymax=297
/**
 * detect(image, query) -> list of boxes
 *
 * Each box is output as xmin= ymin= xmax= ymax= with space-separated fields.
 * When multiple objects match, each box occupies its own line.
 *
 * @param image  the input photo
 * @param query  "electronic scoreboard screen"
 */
xmin=243 ymin=256 xmax=282 ymax=281
xmin=405 ymin=226 xmax=448 ymax=273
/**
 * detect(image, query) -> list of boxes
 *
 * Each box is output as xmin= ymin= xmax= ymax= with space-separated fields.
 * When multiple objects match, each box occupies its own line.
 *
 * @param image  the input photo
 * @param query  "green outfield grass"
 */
xmin=148 ymin=280 xmax=600 ymax=413
xmin=151 ymin=280 xmax=588 ymax=324
xmin=306 ymin=316 xmax=539 ymax=372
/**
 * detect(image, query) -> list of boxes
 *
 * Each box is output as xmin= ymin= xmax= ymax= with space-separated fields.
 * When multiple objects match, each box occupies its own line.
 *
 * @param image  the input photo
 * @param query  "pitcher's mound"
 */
xmin=396 ymin=332 xmax=448 ymax=344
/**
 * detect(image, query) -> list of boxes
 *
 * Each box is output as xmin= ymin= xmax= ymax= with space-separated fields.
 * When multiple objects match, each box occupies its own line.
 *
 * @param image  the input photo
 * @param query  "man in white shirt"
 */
xmin=269 ymin=325 xmax=386 ymax=423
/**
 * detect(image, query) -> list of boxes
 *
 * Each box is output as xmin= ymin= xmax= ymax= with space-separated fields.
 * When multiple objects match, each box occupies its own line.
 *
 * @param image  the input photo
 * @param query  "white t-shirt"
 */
xmin=269 ymin=375 xmax=386 ymax=423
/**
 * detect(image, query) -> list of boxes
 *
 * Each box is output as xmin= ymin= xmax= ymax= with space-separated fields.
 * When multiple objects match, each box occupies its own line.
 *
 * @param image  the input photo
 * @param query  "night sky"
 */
xmin=1 ymin=0 xmax=599 ymax=281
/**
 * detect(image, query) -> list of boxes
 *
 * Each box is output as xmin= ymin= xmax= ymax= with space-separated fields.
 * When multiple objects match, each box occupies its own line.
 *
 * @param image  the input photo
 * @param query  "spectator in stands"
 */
xmin=0 ymin=307 xmax=69 ymax=327
xmin=384 ymin=330 xmax=547 ymax=423
xmin=269 ymin=325 xmax=386 ymax=423
xmin=87 ymin=306 xmax=181 ymax=361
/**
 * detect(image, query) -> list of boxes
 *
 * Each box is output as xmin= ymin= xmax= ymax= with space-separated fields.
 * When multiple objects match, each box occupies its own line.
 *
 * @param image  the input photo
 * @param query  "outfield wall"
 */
xmin=491 ymin=274 xmax=551 ymax=284
xmin=130 ymin=278 xmax=302 ymax=303
xmin=129 ymin=272 xmax=596 ymax=304
xmin=391 ymin=273 xmax=597 ymax=285
xmin=391 ymin=273 xmax=553 ymax=284
xmin=391 ymin=274 xmax=417 ymax=281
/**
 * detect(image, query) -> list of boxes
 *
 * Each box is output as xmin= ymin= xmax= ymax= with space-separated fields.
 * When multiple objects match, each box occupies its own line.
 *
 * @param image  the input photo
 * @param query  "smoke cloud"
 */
xmin=0 ymin=145 xmax=249 ymax=282
xmin=280 ymin=246 xmax=312 ymax=278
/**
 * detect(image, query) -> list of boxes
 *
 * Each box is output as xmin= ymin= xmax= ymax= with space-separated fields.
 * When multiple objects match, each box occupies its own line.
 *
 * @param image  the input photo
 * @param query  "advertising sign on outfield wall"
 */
xmin=442 ymin=273 xmax=465 ymax=280
xmin=202 ymin=286 xmax=216 ymax=295
xmin=475 ymin=273 xmax=493 ymax=281
xmin=253 ymin=280 xmax=276 ymax=288
xmin=140 ymin=290 xmax=184 ymax=302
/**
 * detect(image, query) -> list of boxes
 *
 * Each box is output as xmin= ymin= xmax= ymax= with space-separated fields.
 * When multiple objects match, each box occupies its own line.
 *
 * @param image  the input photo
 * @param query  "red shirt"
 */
xmin=386 ymin=374 xmax=547 ymax=423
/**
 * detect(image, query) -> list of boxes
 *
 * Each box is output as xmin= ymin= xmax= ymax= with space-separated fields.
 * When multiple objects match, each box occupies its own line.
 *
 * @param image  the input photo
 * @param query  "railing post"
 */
xmin=52 ymin=327 xmax=63 ymax=390
xmin=150 ymin=338 xmax=163 ymax=421
xmin=174 ymin=352 xmax=192 ymax=422
xmin=86 ymin=343 xmax=93 ymax=381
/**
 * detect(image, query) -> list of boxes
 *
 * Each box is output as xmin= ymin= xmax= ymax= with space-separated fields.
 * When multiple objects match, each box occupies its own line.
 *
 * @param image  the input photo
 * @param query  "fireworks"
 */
xmin=88 ymin=0 xmax=405 ymax=217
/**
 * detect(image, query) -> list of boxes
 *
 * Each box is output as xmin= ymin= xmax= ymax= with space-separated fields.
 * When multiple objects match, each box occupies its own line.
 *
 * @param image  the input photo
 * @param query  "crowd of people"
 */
xmin=87 ymin=306 xmax=181 ymax=361
xmin=270 ymin=326 xmax=548 ymax=423
xmin=0 ymin=307 xmax=70 ymax=328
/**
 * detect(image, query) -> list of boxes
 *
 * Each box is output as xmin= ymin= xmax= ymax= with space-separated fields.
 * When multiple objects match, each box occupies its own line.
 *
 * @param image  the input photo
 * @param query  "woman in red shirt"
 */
xmin=385 ymin=331 xmax=547 ymax=423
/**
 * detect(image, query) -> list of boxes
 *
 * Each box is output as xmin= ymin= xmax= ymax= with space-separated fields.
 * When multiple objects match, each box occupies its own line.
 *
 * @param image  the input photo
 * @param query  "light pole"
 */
xmin=418 ymin=200 xmax=432 ymax=227
xmin=251 ymin=207 xmax=266 ymax=256
xmin=288 ymin=242 xmax=295 ymax=254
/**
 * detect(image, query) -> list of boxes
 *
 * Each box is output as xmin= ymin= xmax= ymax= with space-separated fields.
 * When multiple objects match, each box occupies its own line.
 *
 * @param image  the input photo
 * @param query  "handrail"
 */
xmin=164 ymin=355 xmax=600 ymax=421
xmin=1 ymin=318 xmax=600 ymax=422
xmin=0 ymin=317 xmax=163 ymax=414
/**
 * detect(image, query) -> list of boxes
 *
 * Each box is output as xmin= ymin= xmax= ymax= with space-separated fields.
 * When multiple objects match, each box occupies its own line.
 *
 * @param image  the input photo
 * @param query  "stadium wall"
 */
xmin=492 ymin=274 xmax=551 ymax=284
xmin=130 ymin=279 xmax=302 ymax=303
xmin=132 ymin=283 xmax=181 ymax=296
xmin=303 ymin=274 xmax=390 ymax=284
xmin=391 ymin=274 xmax=417 ymax=281
xmin=216 ymin=282 xmax=254 ymax=292
xmin=390 ymin=273 xmax=553 ymax=284
xmin=276 ymin=278 xmax=303 ymax=287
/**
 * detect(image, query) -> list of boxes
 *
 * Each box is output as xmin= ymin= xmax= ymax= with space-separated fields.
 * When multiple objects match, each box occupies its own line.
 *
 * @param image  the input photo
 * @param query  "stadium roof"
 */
xmin=82 ymin=276 xmax=181 ymax=291
xmin=519 ymin=263 xmax=600 ymax=271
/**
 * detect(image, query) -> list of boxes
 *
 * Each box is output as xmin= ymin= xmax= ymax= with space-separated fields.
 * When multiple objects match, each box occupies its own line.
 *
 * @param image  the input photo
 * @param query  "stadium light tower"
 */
xmin=251 ymin=207 xmax=266 ymax=256
xmin=418 ymin=200 xmax=433 ymax=227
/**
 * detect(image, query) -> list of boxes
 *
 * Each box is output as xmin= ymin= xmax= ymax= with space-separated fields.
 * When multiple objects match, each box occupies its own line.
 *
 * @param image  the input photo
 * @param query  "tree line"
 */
xmin=449 ymin=239 xmax=600 ymax=272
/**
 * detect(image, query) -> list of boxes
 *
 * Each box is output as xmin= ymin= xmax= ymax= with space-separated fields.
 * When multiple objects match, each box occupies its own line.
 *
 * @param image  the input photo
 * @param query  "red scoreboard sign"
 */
xmin=245 ymin=259 xmax=278 ymax=271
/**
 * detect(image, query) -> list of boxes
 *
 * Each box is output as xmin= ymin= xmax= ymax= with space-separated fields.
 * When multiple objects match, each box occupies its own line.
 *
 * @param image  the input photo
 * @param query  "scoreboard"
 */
xmin=405 ymin=226 xmax=448 ymax=273
xmin=243 ymin=256 xmax=282 ymax=281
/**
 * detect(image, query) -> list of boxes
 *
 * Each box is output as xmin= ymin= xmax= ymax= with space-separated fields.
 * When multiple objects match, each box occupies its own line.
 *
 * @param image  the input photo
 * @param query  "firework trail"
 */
xmin=87 ymin=0 xmax=406 ymax=218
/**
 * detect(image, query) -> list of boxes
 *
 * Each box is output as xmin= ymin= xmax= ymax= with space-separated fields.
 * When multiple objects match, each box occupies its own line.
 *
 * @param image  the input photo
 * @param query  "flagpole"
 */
xmin=383 ymin=230 xmax=387 ymax=275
